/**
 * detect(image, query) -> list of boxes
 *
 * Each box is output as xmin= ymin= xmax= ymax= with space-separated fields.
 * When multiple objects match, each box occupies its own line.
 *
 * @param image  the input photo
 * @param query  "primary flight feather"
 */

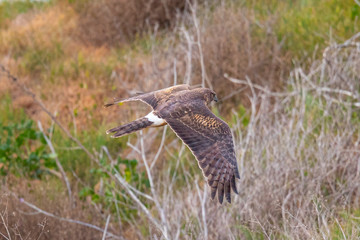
xmin=105 ymin=84 xmax=240 ymax=204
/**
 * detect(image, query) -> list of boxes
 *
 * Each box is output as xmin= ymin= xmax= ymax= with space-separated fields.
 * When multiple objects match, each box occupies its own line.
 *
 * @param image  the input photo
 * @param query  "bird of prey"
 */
xmin=105 ymin=85 xmax=240 ymax=204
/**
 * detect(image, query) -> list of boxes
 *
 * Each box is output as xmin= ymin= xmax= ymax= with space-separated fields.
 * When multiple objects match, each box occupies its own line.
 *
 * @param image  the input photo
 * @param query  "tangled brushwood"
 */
xmin=222 ymin=34 xmax=360 ymax=238
xmin=1 ymin=0 xmax=360 ymax=238
xmin=2 ymin=32 xmax=360 ymax=239
xmin=117 ymin=33 xmax=360 ymax=239
xmin=76 ymin=0 xmax=193 ymax=46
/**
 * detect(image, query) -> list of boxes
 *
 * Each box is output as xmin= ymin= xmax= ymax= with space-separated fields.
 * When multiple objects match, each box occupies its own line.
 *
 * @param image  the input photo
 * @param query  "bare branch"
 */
xmin=150 ymin=125 xmax=168 ymax=170
xmin=224 ymin=73 xmax=295 ymax=97
xmin=37 ymin=121 xmax=73 ymax=208
xmin=195 ymin=180 xmax=208 ymax=240
xmin=139 ymin=130 xmax=169 ymax=239
xmin=188 ymin=0 xmax=213 ymax=89
xmin=10 ymin=193 xmax=123 ymax=240
xmin=0 ymin=211 xmax=11 ymax=240
xmin=102 ymin=215 xmax=111 ymax=240
xmin=181 ymin=27 xmax=193 ymax=85
xmin=0 ymin=65 xmax=98 ymax=165
xmin=114 ymin=172 xmax=164 ymax=234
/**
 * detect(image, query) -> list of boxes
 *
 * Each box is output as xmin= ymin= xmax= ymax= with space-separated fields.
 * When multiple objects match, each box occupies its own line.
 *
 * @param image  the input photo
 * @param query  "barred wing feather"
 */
xmin=161 ymin=101 xmax=240 ymax=204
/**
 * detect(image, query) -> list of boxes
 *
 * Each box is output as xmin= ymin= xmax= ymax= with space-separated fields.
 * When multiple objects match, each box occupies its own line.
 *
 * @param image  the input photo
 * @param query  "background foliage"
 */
xmin=0 ymin=0 xmax=359 ymax=239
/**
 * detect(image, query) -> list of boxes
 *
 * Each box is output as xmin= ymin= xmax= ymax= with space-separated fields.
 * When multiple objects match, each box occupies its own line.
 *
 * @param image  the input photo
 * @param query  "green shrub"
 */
xmin=245 ymin=0 xmax=359 ymax=58
xmin=79 ymin=157 xmax=150 ymax=221
xmin=277 ymin=0 xmax=359 ymax=57
xmin=0 ymin=119 xmax=55 ymax=179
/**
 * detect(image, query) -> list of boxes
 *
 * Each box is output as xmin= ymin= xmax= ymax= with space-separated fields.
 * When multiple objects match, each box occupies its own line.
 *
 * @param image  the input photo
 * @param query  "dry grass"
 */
xmin=0 ymin=5 xmax=76 ymax=60
xmin=1 ymin=1 xmax=360 ymax=239
xmin=0 ymin=2 xmax=289 ymax=128
xmin=0 ymin=177 xmax=109 ymax=240
xmin=3 ymin=33 xmax=359 ymax=239
xmin=112 ymin=34 xmax=360 ymax=239
xmin=76 ymin=0 xmax=192 ymax=47
xmin=187 ymin=6 xmax=290 ymax=107
xmin=109 ymin=5 xmax=291 ymax=114
xmin=0 ymin=3 xmax=125 ymax=129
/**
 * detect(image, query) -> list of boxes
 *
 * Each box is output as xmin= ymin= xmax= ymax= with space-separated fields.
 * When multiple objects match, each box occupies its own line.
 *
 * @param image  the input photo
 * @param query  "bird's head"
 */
xmin=201 ymin=88 xmax=218 ymax=105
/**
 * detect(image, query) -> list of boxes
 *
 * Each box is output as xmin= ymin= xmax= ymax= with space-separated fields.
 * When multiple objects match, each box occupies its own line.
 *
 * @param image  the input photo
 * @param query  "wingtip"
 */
xmin=218 ymin=193 xmax=224 ymax=204
xmin=235 ymin=170 xmax=241 ymax=179
xmin=211 ymin=187 xmax=217 ymax=200
xmin=110 ymin=133 xmax=124 ymax=138
xmin=231 ymin=174 xmax=239 ymax=195
xmin=105 ymin=129 xmax=116 ymax=137
xmin=225 ymin=192 xmax=231 ymax=203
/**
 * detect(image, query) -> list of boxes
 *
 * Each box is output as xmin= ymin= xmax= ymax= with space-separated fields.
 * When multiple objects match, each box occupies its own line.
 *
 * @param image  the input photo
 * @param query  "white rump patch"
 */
xmin=145 ymin=111 xmax=166 ymax=127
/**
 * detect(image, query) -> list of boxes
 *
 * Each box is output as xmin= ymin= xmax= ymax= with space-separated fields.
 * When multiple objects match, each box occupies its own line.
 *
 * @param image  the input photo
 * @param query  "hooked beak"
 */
xmin=214 ymin=95 xmax=219 ymax=102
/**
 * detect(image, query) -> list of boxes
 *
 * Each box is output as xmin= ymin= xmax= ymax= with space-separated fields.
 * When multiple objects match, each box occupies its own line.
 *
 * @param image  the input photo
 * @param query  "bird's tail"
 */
xmin=106 ymin=117 xmax=153 ymax=138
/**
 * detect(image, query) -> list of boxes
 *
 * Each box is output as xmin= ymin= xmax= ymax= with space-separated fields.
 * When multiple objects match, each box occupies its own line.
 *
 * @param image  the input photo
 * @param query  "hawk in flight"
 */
xmin=105 ymin=85 xmax=240 ymax=204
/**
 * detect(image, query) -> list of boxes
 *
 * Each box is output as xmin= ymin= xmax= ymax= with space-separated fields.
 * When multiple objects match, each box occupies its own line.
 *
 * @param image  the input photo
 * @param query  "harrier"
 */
xmin=105 ymin=85 xmax=240 ymax=204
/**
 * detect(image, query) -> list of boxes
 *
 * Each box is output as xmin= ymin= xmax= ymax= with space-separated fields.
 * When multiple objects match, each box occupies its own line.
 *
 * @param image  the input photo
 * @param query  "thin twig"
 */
xmin=36 ymin=218 xmax=47 ymax=240
xmin=188 ymin=0 xmax=213 ymax=89
xmin=10 ymin=193 xmax=123 ymax=240
xmin=126 ymin=183 xmax=154 ymax=202
xmin=0 ymin=231 xmax=9 ymax=240
xmin=102 ymin=215 xmax=111 ymax=240
xmin=181 ymin=27 xmax=193 ymax=85
xmin=173 ymin=58 xmax=177 ymax=85
xmin=114 ymin=172 xmax=164 ymax=233
xmin=224 ymin=73 xmax=295 ymax=97
xmin=150 ymin=125 xmax=168 ymax=170
xmin=0 ymin=65 xmax=98 ymax=165
xmin=37 ymin=121 xmax=73 ymax=208
xmin=225 ymin=73 xmax=360 ymax=101
xmin=139 ymin=130 xmax=169 ymax=239
xmin=126 ymin=142 xmax=141 ymax=155
xmin=0 ymin=213 xmax=11 ymax=240
xmin=195 ymin=180 xmax=208 ymax=240
xmin=251 ymin=214 xmax=271 ymax=240
xmin=335 ymin=217 xmax=347 ymax=240
xmin=238 ymin=77 xmax=258 ymax=178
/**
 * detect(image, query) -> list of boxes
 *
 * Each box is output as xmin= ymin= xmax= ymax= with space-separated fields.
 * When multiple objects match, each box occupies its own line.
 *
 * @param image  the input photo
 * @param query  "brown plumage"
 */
xmin=105 ymin=84 xmax=240 ymax=204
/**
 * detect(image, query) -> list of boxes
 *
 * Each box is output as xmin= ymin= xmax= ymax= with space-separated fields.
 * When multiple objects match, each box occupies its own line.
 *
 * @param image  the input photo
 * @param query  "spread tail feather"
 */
xmin=106 ymin=117 xmax=153 ymax=138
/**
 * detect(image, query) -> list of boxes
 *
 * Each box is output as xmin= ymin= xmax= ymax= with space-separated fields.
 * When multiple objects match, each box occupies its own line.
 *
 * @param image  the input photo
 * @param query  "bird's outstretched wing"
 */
xmin=160 ymin=100 xmax=240 ymax=204
xmin=104 ymin=84 xmax=190 ymax=110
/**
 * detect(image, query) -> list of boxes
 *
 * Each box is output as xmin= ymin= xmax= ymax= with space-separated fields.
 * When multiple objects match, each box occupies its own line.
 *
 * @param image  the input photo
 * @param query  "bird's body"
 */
xmin=105 ymin=85 xmax=240 ymax=204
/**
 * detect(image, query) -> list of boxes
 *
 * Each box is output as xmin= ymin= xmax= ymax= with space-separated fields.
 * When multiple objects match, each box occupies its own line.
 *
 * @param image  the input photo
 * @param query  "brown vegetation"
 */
xmin=76 ymin=0 xmax=192 ymax=46
xmin=1 ymin=0 xmax=360 ymax=239
xmin=3 ymin=32 xmax=360 ymax=239
xmin=181 ymin=6 xmax=290 ymax=108
xmin=1 ymin=178 xmax=106 ymax=240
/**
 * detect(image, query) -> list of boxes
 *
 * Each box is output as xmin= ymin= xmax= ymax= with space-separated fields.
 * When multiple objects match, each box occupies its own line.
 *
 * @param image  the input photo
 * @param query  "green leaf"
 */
xmin=79 ymin=187 xmax=94 ymax=199
xmin=48 ymin=153 xmax=57 ymax=159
